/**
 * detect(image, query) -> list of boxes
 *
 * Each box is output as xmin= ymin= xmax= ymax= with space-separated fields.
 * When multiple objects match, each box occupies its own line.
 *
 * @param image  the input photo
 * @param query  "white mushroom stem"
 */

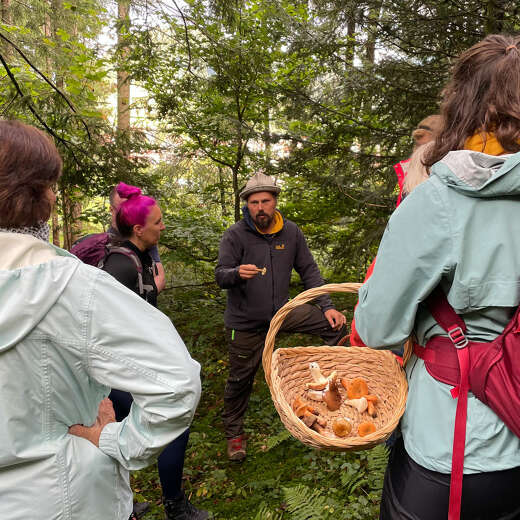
xmin=309 ymin=362 xmax=327 ymax=385
xmin=344 ymin=397 xmax=368 ymax=414
xmin=307 ymin=389 xmax=325 ymax=401
xmin=306 ymin=380 xmax=327 ymax=390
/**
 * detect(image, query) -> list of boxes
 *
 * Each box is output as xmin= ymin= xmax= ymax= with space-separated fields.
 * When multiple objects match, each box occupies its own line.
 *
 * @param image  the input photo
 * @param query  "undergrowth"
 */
xmin=131 ymin=286 xmax=386 ymax=519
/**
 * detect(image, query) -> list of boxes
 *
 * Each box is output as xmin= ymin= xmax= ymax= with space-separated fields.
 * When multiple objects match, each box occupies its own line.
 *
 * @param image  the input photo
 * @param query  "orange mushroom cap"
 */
xmin=358 ymin=421 xmax=376 ymax=437
xmin=346 ymin=378 xmax=369 ymax=399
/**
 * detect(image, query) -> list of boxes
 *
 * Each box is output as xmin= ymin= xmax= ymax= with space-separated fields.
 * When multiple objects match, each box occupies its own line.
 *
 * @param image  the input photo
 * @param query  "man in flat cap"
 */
xmin=215 ymin=172 xmax=347 ymax=462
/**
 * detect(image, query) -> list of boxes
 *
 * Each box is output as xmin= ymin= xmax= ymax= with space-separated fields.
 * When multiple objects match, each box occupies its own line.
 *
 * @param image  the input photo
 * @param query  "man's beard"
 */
xmin=254 ymin=212 xmax=273 ymax=230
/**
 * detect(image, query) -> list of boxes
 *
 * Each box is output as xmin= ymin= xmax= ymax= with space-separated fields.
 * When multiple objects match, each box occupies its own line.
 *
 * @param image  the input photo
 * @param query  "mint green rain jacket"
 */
xmin=355 ymin=150 xmax=520 ymax=474
xmin=0 ymin=233 xmax=201 ymax=519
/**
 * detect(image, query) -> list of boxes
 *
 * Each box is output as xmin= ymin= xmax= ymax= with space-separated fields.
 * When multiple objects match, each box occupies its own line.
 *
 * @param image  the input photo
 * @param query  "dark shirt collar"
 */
xmin=122 ymin=240 xmax=152 ymax=265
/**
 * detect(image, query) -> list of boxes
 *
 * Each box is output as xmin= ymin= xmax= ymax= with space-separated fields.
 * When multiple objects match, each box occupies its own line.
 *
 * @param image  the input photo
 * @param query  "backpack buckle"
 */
xmin=447 ymin=326 xmax=468 ymax=349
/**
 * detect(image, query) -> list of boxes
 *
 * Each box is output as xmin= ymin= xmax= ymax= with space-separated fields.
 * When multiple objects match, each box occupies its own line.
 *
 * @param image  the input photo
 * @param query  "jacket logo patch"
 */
xmin=275 ymin=244 xmax=285 ymax=250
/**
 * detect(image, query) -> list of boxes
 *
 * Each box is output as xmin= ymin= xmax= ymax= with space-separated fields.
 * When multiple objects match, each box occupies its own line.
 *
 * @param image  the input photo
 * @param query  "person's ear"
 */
xmin=133 ymin=224 xmax=144 ymax=237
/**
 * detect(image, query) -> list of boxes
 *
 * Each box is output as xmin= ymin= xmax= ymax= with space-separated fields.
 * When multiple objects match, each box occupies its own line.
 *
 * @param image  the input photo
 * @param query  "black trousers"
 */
xmin=222 ymin=304 xmax=346 ymax=439
xmin=109 ymin=389 xmax=189 ymax=501
xmin=380 ymin=437 xmax=520 ymax=520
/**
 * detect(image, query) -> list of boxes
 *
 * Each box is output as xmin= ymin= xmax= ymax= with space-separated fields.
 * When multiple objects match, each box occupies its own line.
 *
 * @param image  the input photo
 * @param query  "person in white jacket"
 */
xmin=0 ymin=120 xmax=201 ymax=520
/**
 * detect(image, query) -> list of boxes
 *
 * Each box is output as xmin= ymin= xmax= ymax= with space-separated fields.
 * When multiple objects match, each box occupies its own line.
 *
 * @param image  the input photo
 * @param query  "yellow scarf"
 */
xmin=464 ymin=132 xmax=505 ymax=156
xmin=255 ymin=210 xmax=283 ymax=234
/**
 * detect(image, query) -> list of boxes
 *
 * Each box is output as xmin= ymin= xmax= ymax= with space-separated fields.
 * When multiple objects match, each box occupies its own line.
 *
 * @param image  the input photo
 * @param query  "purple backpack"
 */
xmin=71 ymin=233 xmax=152 ymax=299
xmin=70 ymin=233 xmax=111 ymax=266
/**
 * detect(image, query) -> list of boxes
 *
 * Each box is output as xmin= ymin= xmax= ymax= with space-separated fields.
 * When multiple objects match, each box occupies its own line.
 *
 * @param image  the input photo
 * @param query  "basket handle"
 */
xmin=262 ymin=282 xmax=362 ymax=387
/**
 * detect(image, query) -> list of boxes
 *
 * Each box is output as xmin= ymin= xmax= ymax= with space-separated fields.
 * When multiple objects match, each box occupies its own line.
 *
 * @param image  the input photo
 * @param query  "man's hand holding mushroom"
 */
xmin=238 ymin=264 xmax=261 ymax=279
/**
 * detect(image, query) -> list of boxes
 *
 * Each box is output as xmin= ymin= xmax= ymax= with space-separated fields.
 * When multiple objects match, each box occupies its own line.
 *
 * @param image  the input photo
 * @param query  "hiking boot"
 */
xmin=133 ymin=501 xmax=151 ymax=518
xmin=227 ymin=434 xmax=246 ymax=462
xmin=163 ymin=493 xmax=210 ymax=520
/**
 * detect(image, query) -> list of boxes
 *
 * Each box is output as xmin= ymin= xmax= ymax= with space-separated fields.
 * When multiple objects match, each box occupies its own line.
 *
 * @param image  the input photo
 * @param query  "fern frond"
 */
xmin=340 ymin=462 xmax=364 ymax=494
xmin=365 ymin=444 xmax=389 ymax=492
xmin=253 ymin=502 xmax=283 ymax=520
xmin=266 ymin=429 xmax=292 ymax=451
xmin=366 ymin=445 xmax=389 ymax=474
xmin=283 ymin=484 xmax=331 ymax=520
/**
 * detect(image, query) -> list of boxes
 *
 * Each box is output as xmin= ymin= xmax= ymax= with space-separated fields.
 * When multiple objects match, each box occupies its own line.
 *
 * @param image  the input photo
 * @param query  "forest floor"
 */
xmin=132 ymin=287 xmax=386 ymax=520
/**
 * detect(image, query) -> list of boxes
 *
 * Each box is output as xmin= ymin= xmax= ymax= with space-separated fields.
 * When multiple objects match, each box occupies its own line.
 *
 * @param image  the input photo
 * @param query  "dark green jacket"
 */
xmin=215 ymin=209 xmax=333 ymax=330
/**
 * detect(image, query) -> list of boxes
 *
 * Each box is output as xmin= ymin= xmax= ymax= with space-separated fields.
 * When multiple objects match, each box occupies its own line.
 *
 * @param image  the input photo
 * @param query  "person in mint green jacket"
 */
xmin=355 ymin=34 xmax=520 ymax=519
xmin=0 ymin=120 xmax=201 ymax=520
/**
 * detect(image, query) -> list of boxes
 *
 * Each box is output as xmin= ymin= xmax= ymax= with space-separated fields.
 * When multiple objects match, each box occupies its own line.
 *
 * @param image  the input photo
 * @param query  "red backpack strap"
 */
xmin=425 ymin=286 xmax=467 ymax=340
xmin=424 ymin=287 xmax=470 ymax=520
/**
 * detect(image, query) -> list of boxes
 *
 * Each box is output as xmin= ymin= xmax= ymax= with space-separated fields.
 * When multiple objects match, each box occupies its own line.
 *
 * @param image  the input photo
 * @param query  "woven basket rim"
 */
xmin=262 ymin=282 xmax=409 ymax=451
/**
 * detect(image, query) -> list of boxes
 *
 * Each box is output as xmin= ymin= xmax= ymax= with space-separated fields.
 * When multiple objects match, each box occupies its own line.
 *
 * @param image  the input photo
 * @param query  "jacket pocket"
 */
xmin=468 ymin=280 xmax=520 ymax=309
xmin=63 ymin=435 xmax=132 ymax=519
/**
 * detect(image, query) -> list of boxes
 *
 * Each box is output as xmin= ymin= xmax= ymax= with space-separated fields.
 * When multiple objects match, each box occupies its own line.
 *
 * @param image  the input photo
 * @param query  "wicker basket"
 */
xmin=262 ymin=283 xmax=408 ymax=451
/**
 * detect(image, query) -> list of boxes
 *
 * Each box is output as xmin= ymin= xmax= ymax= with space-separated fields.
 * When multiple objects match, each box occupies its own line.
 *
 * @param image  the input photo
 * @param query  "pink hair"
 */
xmin=115 ymin=182 xmax=156 ymax=235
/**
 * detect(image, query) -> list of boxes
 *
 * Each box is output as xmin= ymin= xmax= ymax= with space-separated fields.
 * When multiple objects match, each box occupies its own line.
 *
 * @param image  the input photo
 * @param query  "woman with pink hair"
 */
xmin=103 ymin=183 xmax=209 ymax=520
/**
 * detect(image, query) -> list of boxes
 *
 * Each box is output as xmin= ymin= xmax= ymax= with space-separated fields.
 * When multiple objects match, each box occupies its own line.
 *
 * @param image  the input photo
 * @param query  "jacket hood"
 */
xmin=0 ymin=233 xmax=79 ymax=353
xmin=431 ymin=150 xmax=520 ymax=198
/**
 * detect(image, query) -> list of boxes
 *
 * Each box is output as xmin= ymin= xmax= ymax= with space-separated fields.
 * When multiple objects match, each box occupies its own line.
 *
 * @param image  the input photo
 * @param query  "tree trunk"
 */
xmin=117 ymin=0 xmax=131 ymax=131
xmin=1 ymin=0 xmax=11 ymax=59
xmin=232 ymin=166 xmax=240 ymax=223
xmin=485 ymin=0 xmax=506 ymax=34
xmin=51 ymin=207 xmax=60 ymax=246
xmin=346 ymin=7 xmax=356 ymax=65
xmin=364 ymin=5 xmax=381 ymax=65
xmin=263 ymin=107 xmax=271 ymax=173
xmin=50 ymin=0 xmax=81 ymax=248
xmin=218 ymin=166 xmax=228 ymax=217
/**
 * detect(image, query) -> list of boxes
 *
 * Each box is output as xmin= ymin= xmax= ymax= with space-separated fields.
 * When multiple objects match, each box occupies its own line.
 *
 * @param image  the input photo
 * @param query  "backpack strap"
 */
xmin=425 ymin=286 xmax=467 ymax=344
xmin=100 ymin=246 xmax=152 ymax=299
xmin=424 ymin=287 xmax=470 ymax=520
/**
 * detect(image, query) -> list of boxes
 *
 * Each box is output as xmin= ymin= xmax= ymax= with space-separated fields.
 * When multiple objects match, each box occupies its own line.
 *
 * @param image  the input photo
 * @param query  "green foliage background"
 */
xmin=2 ymin=0 xmax=520 ymax=517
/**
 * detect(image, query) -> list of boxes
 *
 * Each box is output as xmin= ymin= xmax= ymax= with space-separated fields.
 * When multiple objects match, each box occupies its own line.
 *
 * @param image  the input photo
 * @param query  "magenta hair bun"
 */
xmin=116 ymin=182 xmax=142 ymax=199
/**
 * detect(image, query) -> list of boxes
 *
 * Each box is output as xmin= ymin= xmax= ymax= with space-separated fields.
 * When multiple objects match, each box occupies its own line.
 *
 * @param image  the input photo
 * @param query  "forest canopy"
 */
xmin=3 ymin=0 xmax=517 ymax=277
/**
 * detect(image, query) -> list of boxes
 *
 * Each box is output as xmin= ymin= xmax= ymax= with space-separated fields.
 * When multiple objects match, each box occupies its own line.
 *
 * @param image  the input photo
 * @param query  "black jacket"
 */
xmin=102 ymin=240 xmax=158 ymax=307
xmin=215 ymin=210 xmax=334 ymax=330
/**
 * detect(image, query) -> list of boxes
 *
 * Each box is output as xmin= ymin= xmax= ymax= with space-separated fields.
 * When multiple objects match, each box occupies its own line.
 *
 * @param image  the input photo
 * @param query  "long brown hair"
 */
xmin=426 ymin=34 xmax=520 ymax=167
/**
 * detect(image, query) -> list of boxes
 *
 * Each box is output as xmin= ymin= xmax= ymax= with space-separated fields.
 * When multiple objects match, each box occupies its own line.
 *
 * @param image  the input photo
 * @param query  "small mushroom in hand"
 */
xmin=344 ymin=396 xmax=368 ymax=414
xmin=332 ymin=418 xmax=352 ymax=437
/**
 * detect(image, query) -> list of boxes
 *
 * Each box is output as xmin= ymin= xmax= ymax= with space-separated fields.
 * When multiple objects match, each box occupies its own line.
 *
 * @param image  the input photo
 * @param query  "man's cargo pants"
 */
xmin=222 ymin=304 xmax=347 ymax=439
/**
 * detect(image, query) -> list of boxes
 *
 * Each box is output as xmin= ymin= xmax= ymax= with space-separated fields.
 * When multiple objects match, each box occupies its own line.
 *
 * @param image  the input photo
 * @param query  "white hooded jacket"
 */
xmin=0 ymin=232 xmax=201 ymax=519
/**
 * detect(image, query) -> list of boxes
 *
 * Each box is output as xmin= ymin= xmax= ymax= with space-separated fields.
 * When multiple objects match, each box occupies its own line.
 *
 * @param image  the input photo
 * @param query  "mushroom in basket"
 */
xmin=305 ymin=363 xmax=342 ymax=411
xmin=341 ymin=377 xmax=378 ymax=417
xmin=292 ymin=397 xmax=328 ymax=435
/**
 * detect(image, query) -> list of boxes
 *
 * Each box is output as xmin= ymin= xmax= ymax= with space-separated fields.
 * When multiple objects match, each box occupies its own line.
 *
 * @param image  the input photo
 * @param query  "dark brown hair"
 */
xmin=0 ymin=120 xmax=62 ymax=227
xmin=426 ymin=34 xmax=520 ymax=166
